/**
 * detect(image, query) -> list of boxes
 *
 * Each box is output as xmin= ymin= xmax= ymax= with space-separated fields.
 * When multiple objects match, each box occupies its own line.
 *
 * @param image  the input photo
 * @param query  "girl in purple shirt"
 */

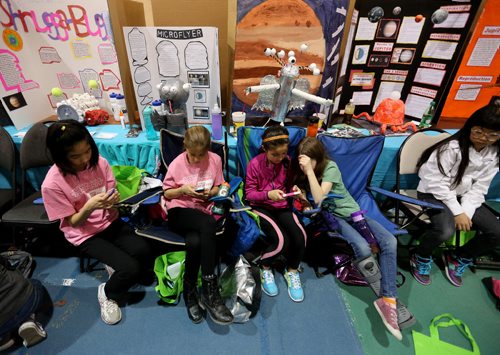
xmin=245 ymin=126 xmax=307 ymax=302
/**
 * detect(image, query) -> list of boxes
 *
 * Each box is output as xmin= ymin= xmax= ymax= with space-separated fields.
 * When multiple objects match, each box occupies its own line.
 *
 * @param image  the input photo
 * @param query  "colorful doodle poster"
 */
xmin=232 ymin=0 xmax=349 ymax=118
xmin=122 ymin=26 xmax=220 ymax=127
xmin=0 ymin=0 xmax=121 ymax=129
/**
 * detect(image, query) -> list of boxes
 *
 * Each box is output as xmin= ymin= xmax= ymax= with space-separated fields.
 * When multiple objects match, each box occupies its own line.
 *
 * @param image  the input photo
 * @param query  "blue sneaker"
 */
xmin=284 ymin=271 xmax=304 ymax=302
xmin=442 ymin=252 xmax=473 ymax=287
xmin=410 ymin=253 xmax=433 ymax=286
xmin=260 ymin=268 xmax=278 ymax=296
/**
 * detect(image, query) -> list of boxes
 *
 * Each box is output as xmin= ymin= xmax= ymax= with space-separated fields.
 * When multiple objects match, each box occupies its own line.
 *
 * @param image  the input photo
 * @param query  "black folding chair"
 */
xmin=1 ymin=121 xmax=60 ymax=249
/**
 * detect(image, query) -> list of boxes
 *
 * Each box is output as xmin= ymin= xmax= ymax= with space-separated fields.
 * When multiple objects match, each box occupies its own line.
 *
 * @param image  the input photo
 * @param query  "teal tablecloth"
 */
xmin=3 ymin=124 xmax=238 ymax=190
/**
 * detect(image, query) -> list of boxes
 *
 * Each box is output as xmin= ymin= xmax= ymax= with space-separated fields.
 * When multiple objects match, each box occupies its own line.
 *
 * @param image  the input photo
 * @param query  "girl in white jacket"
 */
xmin=410 ymin=104 xmax=500 ymax=287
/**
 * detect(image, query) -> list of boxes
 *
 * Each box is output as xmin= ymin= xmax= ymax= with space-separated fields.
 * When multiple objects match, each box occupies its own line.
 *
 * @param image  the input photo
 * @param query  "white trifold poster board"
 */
xmin=0 ymin=0 xmax=121 ymax=129
xmin=123 ymin=26 xmax=221 ymax=128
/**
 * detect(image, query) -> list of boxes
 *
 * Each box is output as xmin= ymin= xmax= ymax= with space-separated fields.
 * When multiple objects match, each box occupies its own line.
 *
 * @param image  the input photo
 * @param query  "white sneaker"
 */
xmin=18 ymin=320 xmax=47 ymax=348
xmin=98 ymin=283 xmax=122 ymax=325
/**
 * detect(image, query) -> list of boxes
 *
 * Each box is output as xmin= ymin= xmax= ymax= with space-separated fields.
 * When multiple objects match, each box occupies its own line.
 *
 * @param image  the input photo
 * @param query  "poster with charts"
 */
xmin=0 ymin=0 xmax=121 ymax=129
xmin=123 ymin=26 xmax=220 ymax=127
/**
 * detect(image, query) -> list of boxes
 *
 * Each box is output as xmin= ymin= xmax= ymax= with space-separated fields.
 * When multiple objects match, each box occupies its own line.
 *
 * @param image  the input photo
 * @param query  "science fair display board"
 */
xmin=123 ymin=26 xmax=221 ymax=127
xmin=440 ymin=0 xmax=500 ymax=121
xmin=231 ymin=0 xmax=349 ymax=119
xmin=337 ymin=0 xmax=481 ymax=124
xmin=0 ymin=0 xmax=122 ymax=129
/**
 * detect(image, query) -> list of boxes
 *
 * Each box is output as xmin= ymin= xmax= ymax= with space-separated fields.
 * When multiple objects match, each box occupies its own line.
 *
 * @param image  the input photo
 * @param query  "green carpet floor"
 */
xmin=337 ymin=255 xmax=500 ymax=355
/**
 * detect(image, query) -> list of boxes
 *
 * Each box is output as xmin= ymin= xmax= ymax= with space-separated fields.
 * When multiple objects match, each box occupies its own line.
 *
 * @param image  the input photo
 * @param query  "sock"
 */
xmin=383 ymin=297 xmax=397 ymax=307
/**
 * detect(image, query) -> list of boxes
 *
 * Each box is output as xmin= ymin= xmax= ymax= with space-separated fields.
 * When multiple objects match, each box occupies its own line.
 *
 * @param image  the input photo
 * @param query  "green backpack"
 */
xmin=154 ymin=251 xmax=186 ymax=304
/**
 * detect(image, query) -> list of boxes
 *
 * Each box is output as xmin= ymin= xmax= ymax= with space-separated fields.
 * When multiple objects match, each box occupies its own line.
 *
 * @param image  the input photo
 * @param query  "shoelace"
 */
xmin=388 ymin=306 xmax=398 ymax=325
xmin=262 ymin=270 xmax=274 ymax=284
xmin=102 ymin=299 xmax=118 ymax=315
xmin=287 ymin=272 xmax=301 ymax=289
xmin=454 ymin=257 xmax=473 ymax=277
xmin=416 ymin=256 xmax=432 ymax=274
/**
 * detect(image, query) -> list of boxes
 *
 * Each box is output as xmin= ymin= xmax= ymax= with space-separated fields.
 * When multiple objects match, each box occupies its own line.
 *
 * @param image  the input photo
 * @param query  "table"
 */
xmin=3 ymin=124 xmax=237 ymax=190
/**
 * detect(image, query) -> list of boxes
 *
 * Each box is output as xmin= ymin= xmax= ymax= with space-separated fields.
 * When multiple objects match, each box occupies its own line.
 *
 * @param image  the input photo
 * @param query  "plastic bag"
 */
xmin=111 ymin=165 xmax=145 ymax=199
xmin=219 ymin=255 xmax=261 ymax=323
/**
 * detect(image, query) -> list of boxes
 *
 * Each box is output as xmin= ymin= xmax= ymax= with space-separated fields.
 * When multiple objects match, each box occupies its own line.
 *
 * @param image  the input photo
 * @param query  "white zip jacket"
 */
xmin=417 ymin=140 xmax=498 ymax=218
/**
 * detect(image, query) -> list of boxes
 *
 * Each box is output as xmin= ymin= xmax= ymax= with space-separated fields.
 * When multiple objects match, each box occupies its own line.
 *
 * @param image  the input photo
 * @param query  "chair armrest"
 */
xmin=368 ymin=186 xmax=443 ymax=210
xmin=115 ymin=186 xmax=163 ymax=207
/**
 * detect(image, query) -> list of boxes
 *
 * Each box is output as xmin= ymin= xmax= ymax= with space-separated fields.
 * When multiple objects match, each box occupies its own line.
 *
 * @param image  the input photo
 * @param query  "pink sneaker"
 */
xmin=374 ymin=298 xmax=402 ymax=341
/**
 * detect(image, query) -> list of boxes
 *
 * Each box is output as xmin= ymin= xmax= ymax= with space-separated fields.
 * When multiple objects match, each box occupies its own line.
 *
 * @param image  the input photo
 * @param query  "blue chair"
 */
xmin=134 ymin=128 xmax=230 ymax=245
xmin=233 ymin=126 xmax=306 ymax=260
xmin=317 ymin=134 xmax=406 ymax=236
xmin=236 ymin=125 xmax=306 ymax=174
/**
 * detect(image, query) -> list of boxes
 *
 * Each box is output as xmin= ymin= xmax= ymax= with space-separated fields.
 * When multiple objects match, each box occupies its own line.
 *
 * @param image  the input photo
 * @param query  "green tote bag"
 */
xmin=154 ymin=251 xmax=186 ymax=305
xmin=413 ymin=313 xmax=480 ymax=355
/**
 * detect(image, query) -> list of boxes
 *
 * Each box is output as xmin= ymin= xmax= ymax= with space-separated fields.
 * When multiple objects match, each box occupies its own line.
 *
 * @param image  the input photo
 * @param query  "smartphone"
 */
xmin=107 ymin=188 xmax=115 ymax=197
xmin=282 ymin=191 xmax=300 ymax=198
xmin=195 ymin=187 xmax=205 ymax=193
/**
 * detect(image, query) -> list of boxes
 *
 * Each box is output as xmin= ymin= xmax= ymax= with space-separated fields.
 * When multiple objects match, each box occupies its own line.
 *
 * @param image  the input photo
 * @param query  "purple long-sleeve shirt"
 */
xmin=245 ymin=152 xmax=289 ymax=209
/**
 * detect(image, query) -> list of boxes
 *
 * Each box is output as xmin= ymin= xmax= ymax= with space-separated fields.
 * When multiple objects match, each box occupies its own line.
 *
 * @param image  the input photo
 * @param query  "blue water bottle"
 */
xmin=351 ymin=210 xmax=379 ymax=253
xmin=211 ymin=103 xmax=222 ymax=140
xmin=143 ymin=105 xmax=158 ymax=141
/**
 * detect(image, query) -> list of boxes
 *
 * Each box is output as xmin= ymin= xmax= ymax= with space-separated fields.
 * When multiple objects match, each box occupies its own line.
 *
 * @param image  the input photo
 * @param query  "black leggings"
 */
xmin=167 ymin=207 xmax=218 ymax=283
xmin=415 ymin=192 xmax=500 ymax=259
xmin=252 ymin=207 xmax=307 ymax=269
xmin=80 ymin=220 xmax=150 ymax=302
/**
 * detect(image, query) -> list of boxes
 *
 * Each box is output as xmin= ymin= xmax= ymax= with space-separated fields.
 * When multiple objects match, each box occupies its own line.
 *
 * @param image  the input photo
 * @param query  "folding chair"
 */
xmin=0 ymin=126 xmax=17 ymax=246
xmin=393 ymin=128 xmax=451 ymax=228
xmin=234 ymin=126 xmax=306 ymax=262
xmin=317 ymin=133 xmax=409 ymax=236
xmin=1 ymin=121 xmax=60 ymax=249
xmin=134 ymin=128 xmax=229 ymax=246
xmin=0 ymin=126 xmax=16 ymax=214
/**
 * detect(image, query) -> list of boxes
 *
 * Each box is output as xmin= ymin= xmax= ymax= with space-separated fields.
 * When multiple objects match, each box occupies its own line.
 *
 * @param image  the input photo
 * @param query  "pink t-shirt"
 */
xmin=162 ymin=151 xmax=224 ymax=215
xmin=41 ymin=156 xmax=118 ymax=246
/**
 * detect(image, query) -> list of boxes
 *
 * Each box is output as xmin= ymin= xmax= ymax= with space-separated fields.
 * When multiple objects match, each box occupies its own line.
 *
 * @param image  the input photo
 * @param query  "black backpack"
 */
xmin=0 ymin=250 xmax=34 ymax=278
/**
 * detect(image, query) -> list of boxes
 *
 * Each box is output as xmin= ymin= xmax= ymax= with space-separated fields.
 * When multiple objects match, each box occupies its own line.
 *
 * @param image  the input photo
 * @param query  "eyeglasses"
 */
xmin=471 ymin=128 xmax=500 ymax=142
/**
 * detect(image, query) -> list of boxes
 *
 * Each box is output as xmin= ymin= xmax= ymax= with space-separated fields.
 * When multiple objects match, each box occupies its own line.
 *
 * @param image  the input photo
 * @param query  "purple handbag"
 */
xmin=333 ymin=254 xmax=368 ymax=286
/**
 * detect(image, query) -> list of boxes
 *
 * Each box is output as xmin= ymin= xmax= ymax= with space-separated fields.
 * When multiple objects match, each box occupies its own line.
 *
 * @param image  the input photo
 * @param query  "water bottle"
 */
xmin=151 ymin=99 xmax=164 ymax=130
xmin=143 ymin=105 xmax=159 ymax=141
xmin=351 ymin=211 xmax=379 ymax=253
xmin=212 ymin=182 xmax=230 ymax=215
xmin=419 ymin=100 xmax=435 ymax=128
xmin=116 ymin=94 xmax=128 ymax=123
xmin=343 ymin=99 xmax=355 ymax=125
xmin=109 ymin=92 xmax=117 ymax=118
xmin=211 ymin=103 xmax=222 ymax=140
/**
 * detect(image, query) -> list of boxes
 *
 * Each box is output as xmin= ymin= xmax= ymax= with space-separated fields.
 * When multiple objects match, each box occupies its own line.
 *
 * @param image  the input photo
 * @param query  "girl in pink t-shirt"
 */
xmin=162 ymin=126 xmax=233 ymax=325
xmin=42 ymin=120 xmax=150 ymax=326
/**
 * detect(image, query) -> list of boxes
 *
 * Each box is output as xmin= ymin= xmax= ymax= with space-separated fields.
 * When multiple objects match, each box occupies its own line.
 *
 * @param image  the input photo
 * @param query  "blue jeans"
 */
xmin=0 ymin=280 xmax=47 ymax=338
xmin=336 ymin=216 xmax=398 ymax=298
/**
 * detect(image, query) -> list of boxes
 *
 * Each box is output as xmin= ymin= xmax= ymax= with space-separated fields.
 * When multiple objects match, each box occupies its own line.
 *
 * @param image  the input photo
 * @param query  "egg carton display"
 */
xmin=55 ymin=93 xmax=100 ymax=122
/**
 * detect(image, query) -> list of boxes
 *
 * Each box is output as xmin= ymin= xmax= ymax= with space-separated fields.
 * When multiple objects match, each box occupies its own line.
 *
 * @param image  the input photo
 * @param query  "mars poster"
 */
xmin=232 ymin=0 xmax=349 ymax=118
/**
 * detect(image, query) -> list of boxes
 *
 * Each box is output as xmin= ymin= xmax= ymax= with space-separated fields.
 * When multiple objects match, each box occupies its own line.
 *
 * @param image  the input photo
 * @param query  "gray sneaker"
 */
xmin=98 ymin=283 xmax=122 ymax=325
xmin=18 ymin=319 xmax=47 ymax=348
